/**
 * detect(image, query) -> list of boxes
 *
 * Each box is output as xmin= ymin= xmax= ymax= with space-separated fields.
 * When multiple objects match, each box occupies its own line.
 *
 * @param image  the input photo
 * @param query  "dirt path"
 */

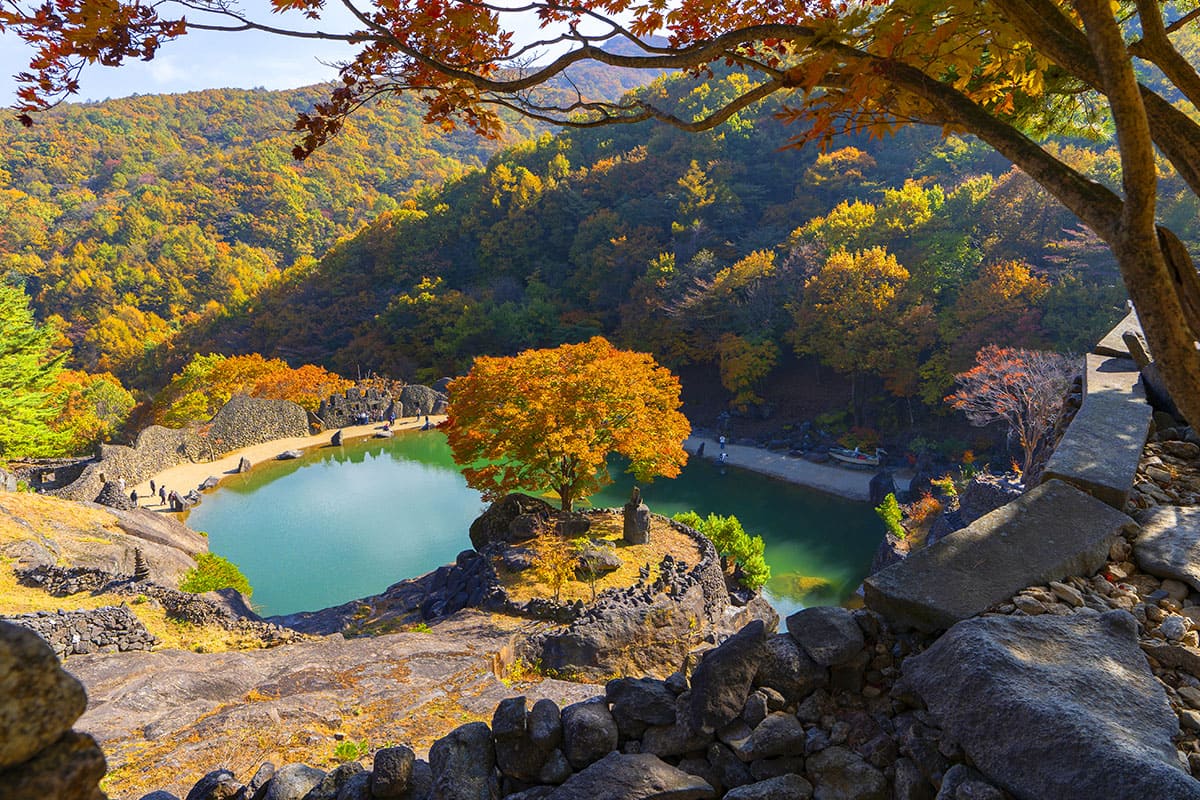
xmin=133 ymin=416 xmax=446 ymax=509
xmin=684 ymin=435 xmax=911 ymax=501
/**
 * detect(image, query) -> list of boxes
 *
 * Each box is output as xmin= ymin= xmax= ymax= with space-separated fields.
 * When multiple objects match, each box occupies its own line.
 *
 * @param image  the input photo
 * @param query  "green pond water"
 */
xmin=186 ymin=430 xmax=884 ymax=619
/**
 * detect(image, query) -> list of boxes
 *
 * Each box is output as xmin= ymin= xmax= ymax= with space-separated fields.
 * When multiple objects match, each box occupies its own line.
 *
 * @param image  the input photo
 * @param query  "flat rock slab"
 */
xmin=863 ymin=480 xmax=1134 ymax=632
xmin=545 ymin=752 xmax=716 ymax=800
xmin=901 ymin=610 xmax=1200 ymax=800
xmin=1134 ymin=505 xmax=1200 ymax=591
xmin=1094 ymin=308 xmax=1142 ymax=358
xmin=1039 ymin=354 xmax=1151 ymax=509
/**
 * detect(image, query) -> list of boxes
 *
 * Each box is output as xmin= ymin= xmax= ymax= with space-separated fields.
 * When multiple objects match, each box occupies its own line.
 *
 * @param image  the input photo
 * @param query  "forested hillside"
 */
xmin=190 ymin=71 xmax=1197 ymax=424
xmin=0 ymin=62 xmax=654 ymax=388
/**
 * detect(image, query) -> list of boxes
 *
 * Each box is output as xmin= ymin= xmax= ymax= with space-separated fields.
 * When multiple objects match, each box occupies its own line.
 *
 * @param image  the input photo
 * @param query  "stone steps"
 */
xmin=863 ymin=479 xmax=1136 ymax=632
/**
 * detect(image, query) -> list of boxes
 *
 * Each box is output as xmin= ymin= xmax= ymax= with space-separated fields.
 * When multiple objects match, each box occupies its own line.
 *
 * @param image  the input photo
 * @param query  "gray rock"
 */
xmin=0 ymin=730 xmax=106 ymax=800
xmin=264 ymin=765 xmax=325 ymax=800
xmin=753 ymin=634 xmax=827 ymax=704
xmin=237 ymin=456 xmax=253 ymax=473
xmin=723 ymin=774 xmax=813 ymax=800
xmin=469 ymin=494 xmax=554 ymax=551
xmin=94 ymin=480 xmax=135 ymax=510
xmin=607 ymin=677 xmax=678 ymax=730
xmin=863 ymin=480 xmax=1134 ymax=631
xmin=199 ymin=475 xmax=221 ymax=491
xmin=428 ymin=722 xmax=497 ymax=800
xmin=901 ymin=610 xmax=1200 ymax=800
xmin=785 ymin=607 xmax=865 ymax=667
xmin=892 ymin=758 xmax=934 ymax=800
xmin=935 ymin=765 xmax=1004 ymax=800
xmin=336 ymin=771 xmax=372 ymax=800
xmin=1040 ymin=354 xmax=1150 ymax=509
xmin=0 ymin=621 xmax=88 ymax=769
xmin=706 ymin=743 xmax=753 ymax=790
xmin=529 ymin=699 xmax=562 ymax=750
xmin=185 ymin=769 xmax=241 ymax=800
xmin=748 ymin=712 xmax=806 ymax=759
xmin=642 ymin=722 xmax=712 ymax=759
xmin=561 ymin=698 xmax=619 ymax=769
xmin=245 ymin=763 xmax=275 ymax=800
xmin=276 ymin=450 xmax=303 ymax=460
xmin=543 ymin=752 xmax=716 ymax=800
xmin=624 ymin=502 xmax=651 ymax=546
xmin=688 ymin=621 xmax=768 ymax=734
xmin=748 ymin=756 xmax=804 ymax=782
xmin=1135 ymin=506 xmax=1200 ymax=592
xmin=140 ymin=793 xmax=182 ymax=800
xmin=332 ymin=430 xmax=344 ymax=446
xmin=741 ymin=692 xmax=768 ymax=728
xmin=309 ymin=763 xmax=366 ymax=800
xmin=372 ymin=746 xmax=414 ymax=798
xmin=492 ymin=696 xmax=528 ymax=740
xmin=805 ymin=746 xmax=887 ymax=800
xmin=577 ymin=547 xmax=622 ymax=575
xmin=537 ymin=749 xmax=572 ymax=785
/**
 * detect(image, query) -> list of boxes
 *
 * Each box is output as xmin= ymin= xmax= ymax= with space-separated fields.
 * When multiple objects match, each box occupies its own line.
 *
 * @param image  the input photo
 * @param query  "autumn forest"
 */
xmin=2 ymin=54 xmax=1196 ymax=461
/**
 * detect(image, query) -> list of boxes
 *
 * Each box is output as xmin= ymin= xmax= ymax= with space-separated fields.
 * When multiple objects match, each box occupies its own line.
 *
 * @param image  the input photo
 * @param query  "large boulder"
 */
xmin=371 ymin=745 xmax=415 ymax=797
xmin=901 ymin=610 xmax=1200 ymax=800
xmin=544 ymin=752 xmax=716 ymax=800
xmin=957 ymin=473 xmax=1023 ymax=526
xmin=94 ymin=480 xmax=135 ymax=510
xmin=429 ymin=721 xmax=497 ymax=800
xmin=752 ymin=634 xmax=827 ymax=704
xmin=688 ymin=621 xmax=768 ymax=735
xmin=0 ymin=622 xmax=88 ymax=769
xmin=561 ymin=698 xmax=619 ymax=770
xmin=1134 ymin=506 xmax=1200 ymax=591
xmin=399 ymin=384 xmax=446 ymax=417
xmin=785 ymin=607 xmax=865 ymax=667
xmin=805 ymin=746 xmax=887 ymax=800
xmin=469 ymin=494 xmax=555 ymax=551
xmin=263 ymin=764 xmax=326 ymax=800
xmin=0 ymin=730 xmax=107 ymax=800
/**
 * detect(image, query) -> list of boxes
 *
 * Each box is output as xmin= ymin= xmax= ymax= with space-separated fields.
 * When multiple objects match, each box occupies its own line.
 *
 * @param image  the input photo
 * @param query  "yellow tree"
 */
xmin=445 ymin=336 xmax=690 ymax=511
xmin=791 ymin=247 xmax=935 ymax=419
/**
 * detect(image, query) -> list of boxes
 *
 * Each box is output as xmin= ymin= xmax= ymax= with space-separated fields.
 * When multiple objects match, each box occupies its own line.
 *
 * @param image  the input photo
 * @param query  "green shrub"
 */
xmin=333 ymin=739 xmax=370 ymax=763
xmin=875 ymin=493 xmax=905 ymax=540
xmin=674 ymin=511 xmax=770 ymax=591
xmin=179 ymin=553 xmax=253 ymax=597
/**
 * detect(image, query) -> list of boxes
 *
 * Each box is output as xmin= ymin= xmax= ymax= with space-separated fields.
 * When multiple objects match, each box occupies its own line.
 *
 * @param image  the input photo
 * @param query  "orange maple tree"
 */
xmin=5 ymin=0 xmax=1200 ymax=431
xmin=444 ymin=336 xmax=690 ymax=510
xmin=946 ymin=344 xmax=1077 ymax=476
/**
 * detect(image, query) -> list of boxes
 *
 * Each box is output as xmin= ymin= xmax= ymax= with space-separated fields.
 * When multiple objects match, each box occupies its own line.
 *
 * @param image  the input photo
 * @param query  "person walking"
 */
xmin=159 ymin=486 xmax=167 ymax=506
xmin=150 ymin=479 xmax=156 ymax=496
xmin=719 ymin=434 xmax=726 ymax=451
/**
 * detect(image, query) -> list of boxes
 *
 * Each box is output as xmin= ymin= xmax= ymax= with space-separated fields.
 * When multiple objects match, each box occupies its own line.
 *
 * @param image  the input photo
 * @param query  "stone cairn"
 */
xmin=623 ymin=486 xmax=651 ymax=545
xmin=0 ymin=622 xmax=107 ymax=800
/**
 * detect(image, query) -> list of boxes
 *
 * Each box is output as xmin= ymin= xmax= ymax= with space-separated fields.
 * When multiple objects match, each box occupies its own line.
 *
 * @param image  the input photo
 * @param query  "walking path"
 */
xmin=684 ymin=435 xmax=910 ymax=502
xmin=133 ymin=416 xmax=446 ymax=510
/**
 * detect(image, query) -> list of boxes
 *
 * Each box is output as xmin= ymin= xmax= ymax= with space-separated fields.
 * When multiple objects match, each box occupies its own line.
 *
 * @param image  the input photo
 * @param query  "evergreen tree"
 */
xmin=0 ymin=280 xmax=65 ymax=460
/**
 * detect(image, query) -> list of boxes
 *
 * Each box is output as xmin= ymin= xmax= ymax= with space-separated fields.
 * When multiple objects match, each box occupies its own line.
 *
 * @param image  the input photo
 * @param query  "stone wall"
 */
xmin=52 ymin=395 xmax=308 ymax=502
xmin=1 ymin=607 xmax=157 ymax=660
xmin=316 ymin=384 xmax=448 ymax=429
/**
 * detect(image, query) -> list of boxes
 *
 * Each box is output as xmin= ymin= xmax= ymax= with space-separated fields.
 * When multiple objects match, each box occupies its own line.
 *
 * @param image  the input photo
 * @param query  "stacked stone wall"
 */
xmin=52 ymin=395 xmax=308 ymax=502
xmin=1 ymin=607 xmax=157 ymax=660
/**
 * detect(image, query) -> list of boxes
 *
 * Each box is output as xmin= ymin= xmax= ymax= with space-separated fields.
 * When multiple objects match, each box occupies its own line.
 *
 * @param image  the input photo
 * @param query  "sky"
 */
xmin=0 ymin=3 xmax=364 ymax=106
xmin=0 ymin=1 xmax=566 ymax=107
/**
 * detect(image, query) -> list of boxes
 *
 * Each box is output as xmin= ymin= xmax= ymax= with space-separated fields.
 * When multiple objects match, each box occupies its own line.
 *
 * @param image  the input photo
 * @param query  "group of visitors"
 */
xmin=122 ymin=477 xmax=187 ymax=512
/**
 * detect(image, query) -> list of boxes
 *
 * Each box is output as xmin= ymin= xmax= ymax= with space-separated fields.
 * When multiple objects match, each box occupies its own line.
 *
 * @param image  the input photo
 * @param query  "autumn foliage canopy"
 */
xmin=444 ymin=337 xmax=690 ymax=511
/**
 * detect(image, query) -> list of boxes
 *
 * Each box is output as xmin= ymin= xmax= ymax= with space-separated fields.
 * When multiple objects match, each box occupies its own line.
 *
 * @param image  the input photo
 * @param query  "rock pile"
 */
xmin=1 ymin=606 xmax=158 ymax=659
xmin=0 ymin=622 xmax=107 ymax=800
xmin=1129 ymin=418 xmax=1200 ymax=509
xmin=17 ymin=564 xmax=301 ymax=648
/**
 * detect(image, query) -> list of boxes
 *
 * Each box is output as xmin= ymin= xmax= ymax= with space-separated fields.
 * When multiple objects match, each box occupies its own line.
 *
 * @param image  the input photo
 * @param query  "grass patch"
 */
xmin=497 ymin=512 xmax=703 ymax=605
xmin=179 ymin=553 xmax=253 ymax=597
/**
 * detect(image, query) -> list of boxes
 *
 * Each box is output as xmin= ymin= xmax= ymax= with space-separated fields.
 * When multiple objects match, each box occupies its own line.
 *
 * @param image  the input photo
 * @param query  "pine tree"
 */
xmin=0 ymin=281 xmax=65 ymax=461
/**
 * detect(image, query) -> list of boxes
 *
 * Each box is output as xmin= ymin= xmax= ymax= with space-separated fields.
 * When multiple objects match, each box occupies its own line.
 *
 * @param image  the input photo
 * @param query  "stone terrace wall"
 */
xmin=1 ymin=606 xmax=157 ymax=660
xmin=53 ymin=395 xmax=308 ymax=502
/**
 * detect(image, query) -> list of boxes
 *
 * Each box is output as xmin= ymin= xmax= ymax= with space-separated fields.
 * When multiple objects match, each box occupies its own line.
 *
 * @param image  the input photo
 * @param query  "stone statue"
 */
xmin=623 ymin=485 xmax=651 ymax=545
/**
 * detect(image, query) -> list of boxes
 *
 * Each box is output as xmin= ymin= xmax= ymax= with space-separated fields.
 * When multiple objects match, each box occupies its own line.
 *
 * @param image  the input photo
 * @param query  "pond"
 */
xmin=186 ymin=430 xmax=885 ymax=620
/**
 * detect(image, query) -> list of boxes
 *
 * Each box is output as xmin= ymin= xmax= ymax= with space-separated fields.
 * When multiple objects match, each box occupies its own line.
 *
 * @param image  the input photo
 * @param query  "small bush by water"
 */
xmin=673 ymin=510 xmax=769 ymax=590
xmin=180 ymin=553 xmax=253 ymax=597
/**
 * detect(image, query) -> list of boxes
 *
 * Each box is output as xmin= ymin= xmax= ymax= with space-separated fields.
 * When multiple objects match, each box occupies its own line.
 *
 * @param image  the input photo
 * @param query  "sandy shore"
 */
xmin=133 ymin=420 xmax=902 ymax=510
xmin=684 ymin=435 xmax=910 ymax=502
xmin=132 ymin=416 xmax=445 ymax=510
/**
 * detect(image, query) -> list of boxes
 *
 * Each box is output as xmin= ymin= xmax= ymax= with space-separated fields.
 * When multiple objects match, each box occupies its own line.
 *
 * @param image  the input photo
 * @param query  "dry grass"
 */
xmin=497 ymin=512 xmax=704 ymax=605
xmin=0 ymin=558 xmax=265 ymax=654
xmin=0 ymin=492 xmax=121 ymax=550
